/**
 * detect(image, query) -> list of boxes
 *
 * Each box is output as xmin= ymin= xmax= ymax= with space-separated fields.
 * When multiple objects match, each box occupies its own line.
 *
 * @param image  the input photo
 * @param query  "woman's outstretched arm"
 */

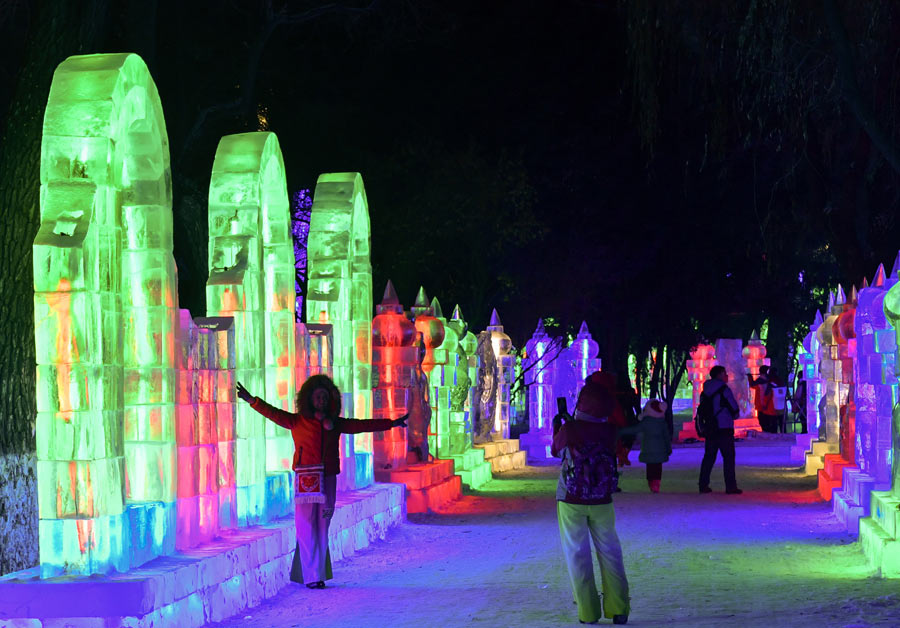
xmin=338 ymin=413 xmax=408 ymax=434
xmin=236 ymin=381 xmax=296 ymax=429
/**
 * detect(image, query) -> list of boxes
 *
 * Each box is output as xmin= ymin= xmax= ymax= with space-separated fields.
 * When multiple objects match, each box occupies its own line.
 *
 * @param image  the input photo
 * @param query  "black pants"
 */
xmin=645 ymin=462 xmax=662 ymax=481
xmin=699 ymin=428 xmax=737 ymax=491
xmin=759 ymin=412 xmax=779 ymax=433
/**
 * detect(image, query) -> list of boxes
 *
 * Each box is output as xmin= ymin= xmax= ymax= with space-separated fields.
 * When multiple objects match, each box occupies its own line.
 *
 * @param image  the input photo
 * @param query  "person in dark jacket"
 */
xmin=614 ymin=372 xmax=642 ymax=465
xmin=236 ymin=375 xmax=406 ymax=589
xmin=698 ymin=366 xmax=742 ymax=494
xmin=552 ymin=372 xmax=630 ymax=625
xmin=617 ymin=400 xmax=672 ymax=493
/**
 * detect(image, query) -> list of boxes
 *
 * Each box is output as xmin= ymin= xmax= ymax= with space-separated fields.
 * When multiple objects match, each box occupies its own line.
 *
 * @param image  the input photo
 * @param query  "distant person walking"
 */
xmin=553 ymin=372 xmax=630 ymax=625
xmin=749 ymin=365 xmax=777 ymax=433
xmin=617 ymin=400 xmax=672 ymax=493
xmin=236 ymin=375 xmax=406 ymax=589
xmin=698 ymin=366 xmax=742 ymax=494
xmin=614 ymin=372 xmax=642 ymax=465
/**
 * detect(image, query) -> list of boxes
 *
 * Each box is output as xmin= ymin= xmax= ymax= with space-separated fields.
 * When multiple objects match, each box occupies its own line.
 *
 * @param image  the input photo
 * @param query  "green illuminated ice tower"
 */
xmin=33 ymin=53 xmax=178 ymax=575
xmin=305 ymin=173 xmax=374 ymax=490
xmin=206 ymin=132 xmax=295 ymax=524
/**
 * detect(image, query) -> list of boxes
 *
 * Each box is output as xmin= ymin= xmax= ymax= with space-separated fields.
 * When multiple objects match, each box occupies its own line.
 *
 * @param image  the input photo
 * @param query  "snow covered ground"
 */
xmin=207 ymin=441 xmax=900 ymax=627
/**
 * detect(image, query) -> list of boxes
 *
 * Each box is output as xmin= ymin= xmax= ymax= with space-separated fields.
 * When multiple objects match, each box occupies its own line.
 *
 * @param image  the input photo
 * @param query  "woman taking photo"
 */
xmin=236 ymin=374 xmax=407 ymax=589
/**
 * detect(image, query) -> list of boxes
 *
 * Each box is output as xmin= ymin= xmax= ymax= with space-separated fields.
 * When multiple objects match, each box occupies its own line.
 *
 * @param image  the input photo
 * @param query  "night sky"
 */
xmin=2 ymin=0 xmax=899 ymax=371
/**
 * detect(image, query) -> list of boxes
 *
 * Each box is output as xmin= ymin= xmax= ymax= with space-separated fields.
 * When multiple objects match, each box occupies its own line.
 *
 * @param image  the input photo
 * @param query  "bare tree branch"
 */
xmin=823 ymin=0 xmax=900 ymax=175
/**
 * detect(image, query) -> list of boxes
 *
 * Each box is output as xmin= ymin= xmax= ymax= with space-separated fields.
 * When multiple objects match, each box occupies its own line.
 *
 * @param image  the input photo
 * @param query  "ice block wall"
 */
xmin=206 ymin=132 xmax=294 ymax=525
xmin=305 ymin=173 xmax=374 ymax=491
xmin=174 ymin=317 xmax=237 ymax=549
xmin=33 ymin=53 xmax=177 ymax=576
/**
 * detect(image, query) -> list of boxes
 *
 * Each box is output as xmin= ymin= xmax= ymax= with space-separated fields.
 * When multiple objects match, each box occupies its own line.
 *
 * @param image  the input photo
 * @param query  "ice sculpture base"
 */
xmin=0 ymin=483 xmax=404 ymax=627
xmin=374 ymin=459 xmax=462 ymax=513
xmin=860 ymin=491 xmax=900 ymax=576
xmin=790 ymin=433 xmax=817 ymax=463
xmin=804 ymin=439 xmax=839 ymax=476
xmin=447 ymin=447 xmax=493 ymax=489
xmin=519 ymin=431 xmax=553 ymax=461
xmin=474 ymin=437 xmax=527 ymax=473
xmin=833 ymin=468 xmax=888 ymax=534
xmin=817 ymin=454 xmax=853 ymax=501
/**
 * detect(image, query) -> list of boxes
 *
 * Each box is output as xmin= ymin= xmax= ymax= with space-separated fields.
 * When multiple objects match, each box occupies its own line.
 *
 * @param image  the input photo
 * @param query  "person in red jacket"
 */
xmin=236 ymin=374 xmax=406 ymax=589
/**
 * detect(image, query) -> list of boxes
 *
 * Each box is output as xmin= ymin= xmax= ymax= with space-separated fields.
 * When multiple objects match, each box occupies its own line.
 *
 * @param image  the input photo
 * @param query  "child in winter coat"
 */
xmin=617 ymin=400 xmax=672 ymax=493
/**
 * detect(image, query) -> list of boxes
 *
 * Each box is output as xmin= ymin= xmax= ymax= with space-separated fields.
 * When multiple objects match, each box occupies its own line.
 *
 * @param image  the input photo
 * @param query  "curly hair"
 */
xmin=296 ymin=374 xmax=342 ymax=419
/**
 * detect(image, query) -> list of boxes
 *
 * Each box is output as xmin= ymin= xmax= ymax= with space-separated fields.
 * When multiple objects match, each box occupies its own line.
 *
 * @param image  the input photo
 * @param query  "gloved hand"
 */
xmin=236 ymin=381 xmax=253 ymax=403
xmin=392 ymin=414 xmax=408 ymax=428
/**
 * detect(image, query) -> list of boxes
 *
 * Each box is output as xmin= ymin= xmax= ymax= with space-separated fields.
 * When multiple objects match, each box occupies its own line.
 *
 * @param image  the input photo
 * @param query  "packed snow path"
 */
xmin=209 ymin=442 xmax=900 ymax=627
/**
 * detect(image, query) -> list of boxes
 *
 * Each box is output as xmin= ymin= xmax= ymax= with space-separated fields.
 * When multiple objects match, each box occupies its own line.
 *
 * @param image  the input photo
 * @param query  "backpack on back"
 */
xmin=694 ymin=387 xmax=725 ymax=437
xmin=561 ymin=442 xmax=618 ymax=501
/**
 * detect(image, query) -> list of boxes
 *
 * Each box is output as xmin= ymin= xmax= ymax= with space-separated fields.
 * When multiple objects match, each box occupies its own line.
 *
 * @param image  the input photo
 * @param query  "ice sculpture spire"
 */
xmin=411 ymin=286 xmax=433 ymax=318
xmin=827 ymin=291 xmax=836 ymax=312
xmin=850 ymin=284 xmax=858 ymax=304
xmin=891 ymin=250 xmax=900 ymax=279
xmin=430 ymin=296 xmax=444 ymax=319
xmin=873 ymin=263 xmax=886 ymax=288
xmin=488 ymin=308 xmax=502 ymax=329
xmin=836 ymin=284 xmax=846 ymax=305
xmin=813 ymin=310 xmax=824 ymax=328
xmin=382 ymin=279 xmax=400 ymax=305
xmin=534 ymin=318 xmax=547 ymax=336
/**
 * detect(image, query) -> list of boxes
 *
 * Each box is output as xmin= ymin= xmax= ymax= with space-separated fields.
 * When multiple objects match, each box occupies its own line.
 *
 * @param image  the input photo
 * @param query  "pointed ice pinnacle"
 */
xmin=850 ymin=285 xmax=858 ymax=304
xmin=414 ymin=286 xmax=429 ymax=307
xmin=534 ymin=319 xmax=546 ymax=335
xmin=892 ymin=250 xmax=900 ymax=278
xmin=451 ymin=304 xmax=465 ymax=322
xmin=836 ymin=284 xmax=846 ymax=306
xmin=813 ymin=310 xmax=824 ymax=327
xmin=489 ymin=308 xmax=502 ymax=327
xmin=873 ymin=263 xmax=886 ymax=288
xmin=827 ymin=291 xmax=836 ymax=312
xmin=578 ymin=321 xmax=590 ymax=336
xmin=862 ymin=276 xmax=869 ymax=290
xmin=430 ymin=296 xmax=444 ymax=319
xmin=750 ymin=329 xmax=760 ymax=341
xmin=382 ymin=280 xmax=400 ymax=305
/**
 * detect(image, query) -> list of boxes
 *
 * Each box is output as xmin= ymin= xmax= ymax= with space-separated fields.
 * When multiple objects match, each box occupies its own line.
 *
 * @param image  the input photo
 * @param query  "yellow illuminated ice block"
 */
xmin=206 ymin=132 xmax=294 ymax=523
xmin=34 ymin=53 xmax=178 ymax=575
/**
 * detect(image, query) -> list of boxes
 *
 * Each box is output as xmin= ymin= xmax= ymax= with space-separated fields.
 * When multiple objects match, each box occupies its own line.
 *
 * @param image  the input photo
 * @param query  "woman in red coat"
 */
xmin=236 ymin=374 xmax=406 ymax=589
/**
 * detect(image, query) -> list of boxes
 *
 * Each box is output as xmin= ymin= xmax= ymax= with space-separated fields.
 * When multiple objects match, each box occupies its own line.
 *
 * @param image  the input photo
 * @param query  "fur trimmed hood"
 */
xmin=296 ymin=374 xmax=342 ymax=419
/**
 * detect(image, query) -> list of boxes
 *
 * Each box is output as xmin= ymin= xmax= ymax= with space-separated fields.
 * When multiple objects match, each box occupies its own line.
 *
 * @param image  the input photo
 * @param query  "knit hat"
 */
xmin=640 ymin=399 xmax=667 ymax=419
xmin=575 ymin=371 xmax=616 ymax=418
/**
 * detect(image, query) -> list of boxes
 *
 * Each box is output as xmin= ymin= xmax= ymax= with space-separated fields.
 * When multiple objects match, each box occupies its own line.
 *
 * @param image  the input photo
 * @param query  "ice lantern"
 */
xmin=486 ymin=309 xmax=514 ymax=437
xmin=410 ymin=287 xmax=445 ymax=375
xmin=371 ymin=280 xmax=417 ymax=470
xmin=677 ymin=344 xmax=716 ymax=442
